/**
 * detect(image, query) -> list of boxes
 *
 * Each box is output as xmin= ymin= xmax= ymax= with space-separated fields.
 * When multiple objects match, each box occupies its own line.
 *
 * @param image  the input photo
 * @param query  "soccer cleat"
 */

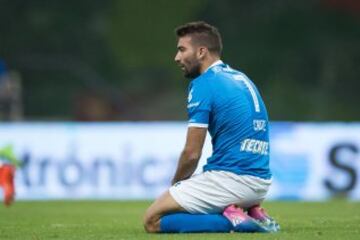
xmin=222 ymin=205 xmax=271 ymax=233
xmin=247 ymin=205 xmax=280 ymax=232
xmin=0 ymin=164 xmax=15 ymax=206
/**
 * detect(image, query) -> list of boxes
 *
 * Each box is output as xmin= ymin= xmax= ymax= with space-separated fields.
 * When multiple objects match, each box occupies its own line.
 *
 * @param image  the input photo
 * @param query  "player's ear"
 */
xmin=198 ymin=47 xmax=207 ymax=59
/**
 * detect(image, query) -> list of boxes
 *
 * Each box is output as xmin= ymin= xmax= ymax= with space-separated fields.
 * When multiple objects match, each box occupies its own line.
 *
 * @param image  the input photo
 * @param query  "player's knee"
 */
xmin=143 ymin=220 xmax=157 ymax=233
xmin=143 ymin=212 xmax=160 ymax=233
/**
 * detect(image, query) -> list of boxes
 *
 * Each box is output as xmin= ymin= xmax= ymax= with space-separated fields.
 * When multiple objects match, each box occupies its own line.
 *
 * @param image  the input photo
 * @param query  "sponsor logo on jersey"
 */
xmin=240 ymin=138 xmax=269 ymax=155
xmin=253 ymin=119 xmax=267 ymax=131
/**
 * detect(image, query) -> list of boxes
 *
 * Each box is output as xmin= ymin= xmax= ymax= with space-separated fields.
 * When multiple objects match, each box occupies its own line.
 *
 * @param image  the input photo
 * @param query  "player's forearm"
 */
xmin=171 ymin=149 xmax=200 ymax=185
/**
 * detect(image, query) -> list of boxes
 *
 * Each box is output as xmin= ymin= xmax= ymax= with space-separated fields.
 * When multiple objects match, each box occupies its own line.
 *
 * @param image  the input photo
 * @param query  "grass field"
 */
xmin=0 ymin=201 xmax=359 ymax=240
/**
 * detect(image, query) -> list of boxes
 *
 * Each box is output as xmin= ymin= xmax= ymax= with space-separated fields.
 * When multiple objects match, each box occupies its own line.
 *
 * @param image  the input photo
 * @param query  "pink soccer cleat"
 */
xmin=223 ymin=205 xmax=270 ymax=233
xmin=247 ymin=205 xmax=280 ymax=232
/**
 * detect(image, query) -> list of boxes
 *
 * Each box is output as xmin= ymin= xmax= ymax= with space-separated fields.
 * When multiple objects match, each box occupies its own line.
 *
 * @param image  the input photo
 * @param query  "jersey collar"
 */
xmin=204 ymin=60 xmax=224 ymax=73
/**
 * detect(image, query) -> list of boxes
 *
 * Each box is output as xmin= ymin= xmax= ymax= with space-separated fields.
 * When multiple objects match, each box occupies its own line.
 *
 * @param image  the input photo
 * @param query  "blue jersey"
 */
xmin=187 ymin=61 xmax=271 ymax=179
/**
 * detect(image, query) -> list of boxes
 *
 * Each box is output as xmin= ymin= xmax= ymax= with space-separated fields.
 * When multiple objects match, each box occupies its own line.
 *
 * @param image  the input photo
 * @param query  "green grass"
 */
xmin=0 ymin=201 xmax=359 ymax=239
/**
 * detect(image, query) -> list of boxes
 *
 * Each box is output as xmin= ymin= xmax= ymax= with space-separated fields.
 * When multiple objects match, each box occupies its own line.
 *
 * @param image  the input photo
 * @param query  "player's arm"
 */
xmin=171 ymin=127 xmax=207 ymax=185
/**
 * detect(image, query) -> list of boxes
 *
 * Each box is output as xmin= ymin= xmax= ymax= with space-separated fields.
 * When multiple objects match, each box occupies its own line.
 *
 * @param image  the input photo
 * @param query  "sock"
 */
xmin=160 ymin=213 xmax=233 ymax=233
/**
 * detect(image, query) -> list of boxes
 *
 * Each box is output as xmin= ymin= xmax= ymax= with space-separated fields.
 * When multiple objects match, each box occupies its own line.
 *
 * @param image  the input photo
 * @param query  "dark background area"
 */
xmin=0 ymin=0 xmax=359 ymax=121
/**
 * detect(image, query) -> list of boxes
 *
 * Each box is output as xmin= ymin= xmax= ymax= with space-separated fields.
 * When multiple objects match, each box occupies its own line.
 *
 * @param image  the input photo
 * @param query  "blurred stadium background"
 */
xmin=1 ymin=0 xmax=359 ymax=122
xmin=0 ymin=1 xmax=360 ymax=238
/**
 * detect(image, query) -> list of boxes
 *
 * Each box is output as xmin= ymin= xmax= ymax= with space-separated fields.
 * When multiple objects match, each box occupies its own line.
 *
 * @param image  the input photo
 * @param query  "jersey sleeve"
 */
xmin=187 ymin=81 xmax=212 ymax=128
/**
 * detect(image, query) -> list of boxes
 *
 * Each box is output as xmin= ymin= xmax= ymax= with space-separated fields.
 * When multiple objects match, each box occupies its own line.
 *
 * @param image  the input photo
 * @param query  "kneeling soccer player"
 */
xmin=144 ymin=21 xmax=280 ymax=233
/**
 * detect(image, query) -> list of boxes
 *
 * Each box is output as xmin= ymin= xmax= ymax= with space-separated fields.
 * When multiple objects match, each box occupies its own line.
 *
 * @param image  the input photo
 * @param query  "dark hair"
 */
xmin=175 ymin=21 xmax=223 ymax=56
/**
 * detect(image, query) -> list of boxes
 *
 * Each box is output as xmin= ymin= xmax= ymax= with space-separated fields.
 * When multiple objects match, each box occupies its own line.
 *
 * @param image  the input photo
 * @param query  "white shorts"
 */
xmin=169 ymin=170 xmax=271 ymax=214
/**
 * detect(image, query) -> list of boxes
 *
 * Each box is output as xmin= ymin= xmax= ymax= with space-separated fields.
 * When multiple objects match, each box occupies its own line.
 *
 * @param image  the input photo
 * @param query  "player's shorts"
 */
xmin=169 ymin=170 xmax=271 ymax=214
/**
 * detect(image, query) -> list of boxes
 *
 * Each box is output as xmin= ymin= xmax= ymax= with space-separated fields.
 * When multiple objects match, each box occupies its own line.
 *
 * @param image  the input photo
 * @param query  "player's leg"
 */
xmin=144 ymin=188 xmax=233 ymax=233
xmin=144 ymin=173 xmax=237 ymax=233
xmin=145 ymin=171 xmax=273 ymax=233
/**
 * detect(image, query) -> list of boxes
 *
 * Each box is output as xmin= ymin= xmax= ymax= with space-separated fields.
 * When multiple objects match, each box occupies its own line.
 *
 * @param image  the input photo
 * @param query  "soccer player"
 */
xmin=0 ymin=145 xmax=19 ymax=206
xmin=144 ymin=21 xmax=279 ymax=233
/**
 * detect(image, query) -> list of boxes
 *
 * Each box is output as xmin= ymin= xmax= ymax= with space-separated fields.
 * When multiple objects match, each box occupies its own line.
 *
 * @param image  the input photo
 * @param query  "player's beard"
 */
xmin=183 ymin=59 xmax=201 ymax=79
